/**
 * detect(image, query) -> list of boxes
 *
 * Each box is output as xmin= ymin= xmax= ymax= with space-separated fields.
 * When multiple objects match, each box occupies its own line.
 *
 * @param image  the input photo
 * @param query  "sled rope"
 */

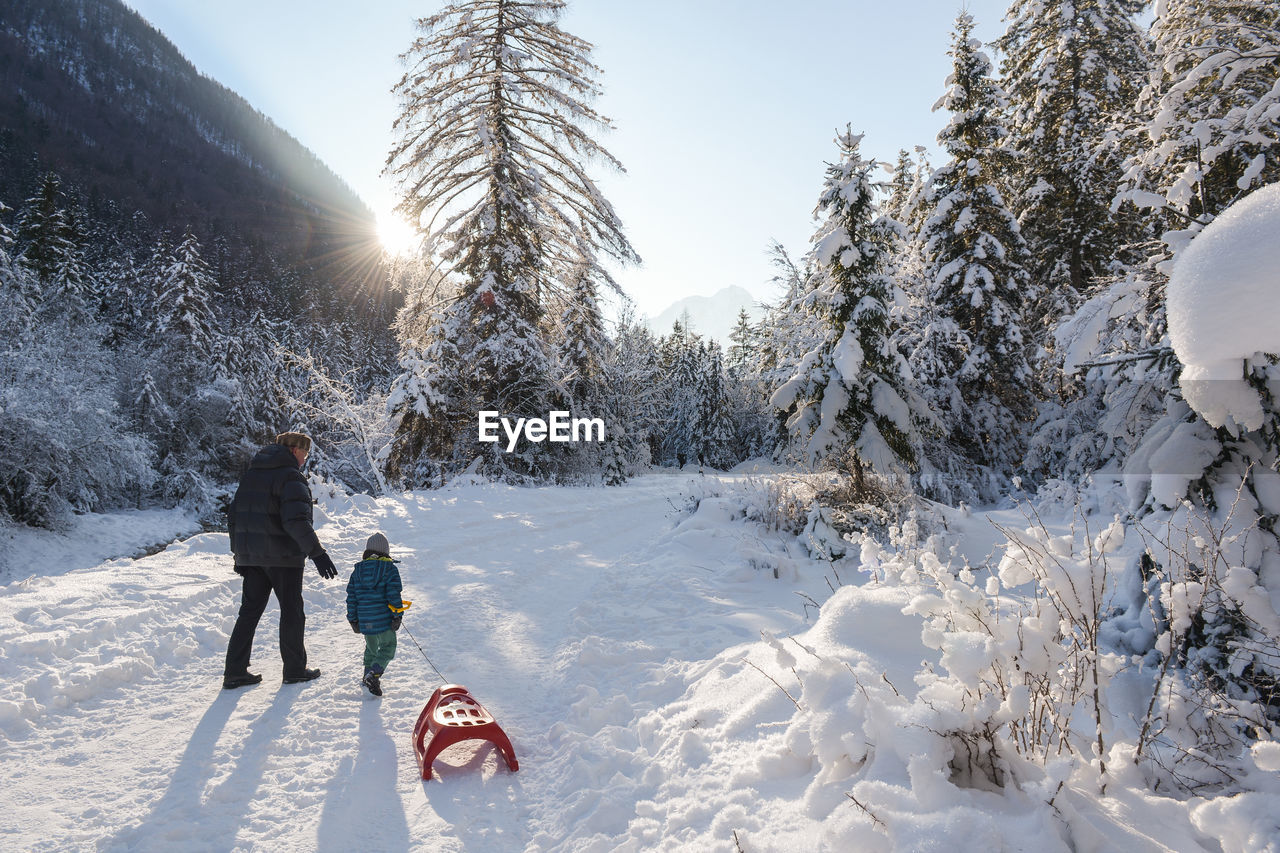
xmin=402 ymin=623 xmax=448 ymax=684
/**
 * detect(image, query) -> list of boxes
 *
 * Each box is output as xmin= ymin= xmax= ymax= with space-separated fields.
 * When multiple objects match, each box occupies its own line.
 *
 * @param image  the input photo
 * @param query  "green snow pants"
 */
xmin=363 ymin=628 xmax=397 ymax=675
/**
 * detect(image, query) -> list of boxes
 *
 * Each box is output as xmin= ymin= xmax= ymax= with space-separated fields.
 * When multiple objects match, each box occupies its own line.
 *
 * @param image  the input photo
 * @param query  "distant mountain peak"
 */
xmin=646 ymin=285 xmax=762 ymax=343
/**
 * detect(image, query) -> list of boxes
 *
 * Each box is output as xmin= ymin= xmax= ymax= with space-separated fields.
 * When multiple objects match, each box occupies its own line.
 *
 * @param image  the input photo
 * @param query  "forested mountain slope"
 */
xmin=0 ymin=0 xmax=380 ymax=304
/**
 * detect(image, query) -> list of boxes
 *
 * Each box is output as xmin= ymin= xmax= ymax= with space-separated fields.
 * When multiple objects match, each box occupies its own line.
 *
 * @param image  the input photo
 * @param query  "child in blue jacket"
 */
xmin=346 ymin=532 xmax=408 ymax=697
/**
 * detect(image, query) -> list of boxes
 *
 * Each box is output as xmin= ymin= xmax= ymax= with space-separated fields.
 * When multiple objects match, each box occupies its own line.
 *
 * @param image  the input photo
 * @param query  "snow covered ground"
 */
xmin=0 ymin=507 xmax=201 ymax=585
xmin=1 ymin=470 xmax=1276 ymax=851
xmin=0 ymin=470 xmax=822 ymax=851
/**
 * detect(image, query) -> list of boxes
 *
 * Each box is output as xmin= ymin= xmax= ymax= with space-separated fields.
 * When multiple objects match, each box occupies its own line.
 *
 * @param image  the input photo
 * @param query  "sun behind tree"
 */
xmin=376 ymin=212 xmax=420 ymax=258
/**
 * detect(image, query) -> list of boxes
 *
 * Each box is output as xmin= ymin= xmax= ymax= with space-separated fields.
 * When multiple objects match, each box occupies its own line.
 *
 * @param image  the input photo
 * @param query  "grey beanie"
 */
xmin=365 ymin=532 xmax=391 ymax=557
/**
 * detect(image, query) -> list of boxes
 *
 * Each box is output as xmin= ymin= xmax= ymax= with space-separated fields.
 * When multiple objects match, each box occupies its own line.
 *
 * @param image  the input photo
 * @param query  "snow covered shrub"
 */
xmin=1126 ymin=482 xmax=1280 ymax=788
xmin=904 ymin=486 xmax=1280 ymax=799
xmin=0 ymin=310 xmax=153 ymax=527
xmin=1115 ymin=184 xmax=1280 ymax=777
xmin=729 ymin=473 xmax=811 ymax=535
xmin=153 ymin=458 xmax=223 ymax=522
xmin=904 ymin=510 xmax=1131 ymax=791
xmin=727 ymin=463 xmax=914 ymax=546
xmin=808 ymin=449 xmax=917 ymax=551
xmin=1024 ymin=271 xmax=1173 ymax=488
xmin=729 ymin=460 xmax=919 ymax=570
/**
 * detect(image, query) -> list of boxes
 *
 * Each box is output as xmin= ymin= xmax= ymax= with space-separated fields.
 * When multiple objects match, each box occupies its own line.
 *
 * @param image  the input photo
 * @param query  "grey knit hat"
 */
xmin=365 ymin=532 xmax=391 ymax=558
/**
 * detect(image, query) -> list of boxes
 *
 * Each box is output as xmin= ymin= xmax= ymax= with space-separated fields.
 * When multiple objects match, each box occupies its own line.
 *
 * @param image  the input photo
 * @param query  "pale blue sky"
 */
xmin=119 ymin=0 xmax=1011 ymax=317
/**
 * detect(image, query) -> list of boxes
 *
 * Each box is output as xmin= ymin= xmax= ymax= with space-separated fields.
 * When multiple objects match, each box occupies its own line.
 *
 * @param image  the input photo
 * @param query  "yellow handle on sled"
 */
xmin=389 ymin=600 xmax=412 ymax=613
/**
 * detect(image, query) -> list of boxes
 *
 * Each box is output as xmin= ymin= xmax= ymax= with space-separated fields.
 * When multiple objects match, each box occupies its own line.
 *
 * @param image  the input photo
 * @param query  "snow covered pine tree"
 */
xmin=996 ymin=0 xmax=1148 ymax=306
xmin=771 ymin=130 xmax=923 ymax=488
xmin=384 ymin=0 xmax=638 ymax=484
xmin=915 ymin=13 xmax=1036 ymax=499
xmin=146 ymin=228 xmax=233 ymax=514
xmin=16 ymin=173 xmax=97 ymax=324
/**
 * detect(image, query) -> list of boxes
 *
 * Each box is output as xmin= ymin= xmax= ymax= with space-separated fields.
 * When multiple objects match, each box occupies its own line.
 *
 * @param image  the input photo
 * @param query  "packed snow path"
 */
xmin=0 ymin=471 xmax=839 ymax=851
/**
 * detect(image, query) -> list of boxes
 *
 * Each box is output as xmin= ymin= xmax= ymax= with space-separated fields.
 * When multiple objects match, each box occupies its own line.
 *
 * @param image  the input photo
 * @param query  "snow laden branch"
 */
xmin=1117 ymin=0 xmax=1280 ymax=240
xmin=279 ymin=347 xmax=390 ymax=496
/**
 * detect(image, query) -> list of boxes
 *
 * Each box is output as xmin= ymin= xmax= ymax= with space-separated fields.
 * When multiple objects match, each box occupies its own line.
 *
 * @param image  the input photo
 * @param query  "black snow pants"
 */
xmin=224 ymin=566 xmax=307 ymax=678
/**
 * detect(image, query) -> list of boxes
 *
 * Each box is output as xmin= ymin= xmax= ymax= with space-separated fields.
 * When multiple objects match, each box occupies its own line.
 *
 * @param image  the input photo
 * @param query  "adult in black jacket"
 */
xmin=223 ymin=432 xmax=338 ymax=689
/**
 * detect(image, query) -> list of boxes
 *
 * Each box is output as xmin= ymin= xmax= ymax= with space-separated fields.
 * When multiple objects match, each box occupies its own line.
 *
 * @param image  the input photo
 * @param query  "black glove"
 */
xmin=390 ymin=613 xmax=403 ymax=632
xmin=350 ymin=621 xmax=360 ymax=634
xmin=234 ymin=565 xmax=247 ymax=577
xmin=314 ymin=551 xmax=337 ymax=580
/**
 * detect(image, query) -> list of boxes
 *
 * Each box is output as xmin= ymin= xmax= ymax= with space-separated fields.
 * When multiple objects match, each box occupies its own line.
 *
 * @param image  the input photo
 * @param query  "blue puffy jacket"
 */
xmin=345 ymin=557 xmax=404 ymax=634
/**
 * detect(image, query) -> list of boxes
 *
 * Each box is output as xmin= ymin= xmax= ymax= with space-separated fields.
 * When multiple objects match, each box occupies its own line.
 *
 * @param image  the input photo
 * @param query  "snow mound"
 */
xmin=1167 ymin=182 xmax=1280 ymax=430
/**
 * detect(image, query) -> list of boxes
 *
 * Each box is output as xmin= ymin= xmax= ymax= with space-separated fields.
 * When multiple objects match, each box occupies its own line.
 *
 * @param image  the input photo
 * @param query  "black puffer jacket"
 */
xmin=228 ymin=444 xmax=323 ymax=569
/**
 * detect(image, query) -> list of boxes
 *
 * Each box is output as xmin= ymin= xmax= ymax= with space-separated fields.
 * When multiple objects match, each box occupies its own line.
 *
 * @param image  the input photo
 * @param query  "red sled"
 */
xmin=412 ymin=684 xmax=519 ymax=780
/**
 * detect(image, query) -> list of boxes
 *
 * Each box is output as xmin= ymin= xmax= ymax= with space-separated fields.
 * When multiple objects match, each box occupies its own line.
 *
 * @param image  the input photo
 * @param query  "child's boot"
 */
xmin=362 ymin=668 xmax=382 ymax=697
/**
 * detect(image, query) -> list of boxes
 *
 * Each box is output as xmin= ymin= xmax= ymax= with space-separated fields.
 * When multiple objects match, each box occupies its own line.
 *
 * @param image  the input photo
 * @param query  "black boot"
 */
xmin=223 ymin=671 xmax=263 ymax=690
xmin=361 ymin=670 xmax=382 ymax=697
xmin=283 ymin=668 xmax=321 ymax=684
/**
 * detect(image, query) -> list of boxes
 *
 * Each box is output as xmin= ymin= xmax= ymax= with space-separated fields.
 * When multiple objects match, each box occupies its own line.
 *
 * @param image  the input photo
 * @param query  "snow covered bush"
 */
xmin=725 ymin=472 xmax=813 ymax=536
xmin=898 ymin=510 xmax=1129 ymax=793
xmin=695 ymin=513 xmax=1093 ymax=849
xmin=727 ymin=461 xmax=919 ymax=567
xmin=700 ymin=494 xmax=1280 ymax=850
xmin=810 ymin=451 xmax=918 ymax=548
xmin=0 ymin=308 xmax=153 ymax=527
xmin=1113 ymin=181 xmax=1280 ymax=766
xmin=1126 ymin=482 xmax=1280 ymax=789
xmin=1023 ymin=267 xmax=1174 ymax=487
xmin=870 ymin=484 xmax=1279 ymax=806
